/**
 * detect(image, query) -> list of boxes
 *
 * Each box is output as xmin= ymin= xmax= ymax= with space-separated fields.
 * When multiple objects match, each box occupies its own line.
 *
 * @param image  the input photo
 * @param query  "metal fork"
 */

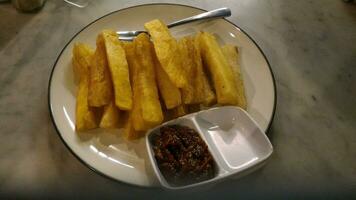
xmin=117 ymin=7 xmax=231 ymax=40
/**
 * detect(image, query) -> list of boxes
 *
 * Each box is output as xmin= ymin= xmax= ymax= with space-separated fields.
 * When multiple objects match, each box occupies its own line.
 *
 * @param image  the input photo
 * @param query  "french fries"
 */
xmin=72 ymin=43 xmax=98 ymax=131
xmin=198 ymin=32 xmax=239 ymax=105
xmin=124 ymin=40 xmax=155 ymax=131
xmin=76 ymin=75 xmax=98 ymax=131
xmin=134 ymin=33 xmax=164 ymax=128
xmin=178 ymin=37 xmax=194 ymax=104
xmin=154 ymin=56 xmax=182 ymax=109
xmin=72 ymin=21 xmax=247 ymax=140
xmin=201 ymin=71 xmax=217 ymax=106
xmin=192 ymin=36 xmax=207 ymax=104
xmin=72 ymin=58 xmax=81 ymax=84
xmin=124 ymin=113 xmax=143 ymax=140
xmin=88 ymin=35 xmax=113 ymax=107
xmin=221 ymin=45 xmax=247 ymax=110
xmin=168 ymin=104 xmax=201 ymax=119
xmin=124 ymin=41 xmax=145 ymax=130
xmin=144 ymin=19 xmax=187 ymax=88
xmin=122 ymin=41 xmax=135 ymax=80
xmin=99 ymin=101 xmax=120 ymax=128
xmin=131 ymin=82 xmax=150 ymax=131
xmin=101 ymin=30 xmax=133 ymax=110
xmin=72 ymin=43 xmax=94 ymax=82
xmin=179 ymin=36 xmax=206 ymax=104
xmin=193 ymin=34 xmax=216 ymax=106
xmin=169 ymin=104 xmax=187 ymax=119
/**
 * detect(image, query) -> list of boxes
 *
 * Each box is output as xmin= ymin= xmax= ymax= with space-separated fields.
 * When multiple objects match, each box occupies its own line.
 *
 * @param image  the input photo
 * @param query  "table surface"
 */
xmin=0 ymin=0 xmax=355 ymax=199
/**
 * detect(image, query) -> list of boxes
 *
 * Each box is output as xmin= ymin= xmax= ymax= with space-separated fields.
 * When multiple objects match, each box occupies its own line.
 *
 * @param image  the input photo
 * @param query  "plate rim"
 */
xmin=47 ymin=3 xmax=277 ymax=188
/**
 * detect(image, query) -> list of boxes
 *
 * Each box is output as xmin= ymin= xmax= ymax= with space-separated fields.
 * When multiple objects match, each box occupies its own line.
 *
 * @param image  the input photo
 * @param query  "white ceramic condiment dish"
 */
xmin=146 ymin=106 xmax=274 ymax=190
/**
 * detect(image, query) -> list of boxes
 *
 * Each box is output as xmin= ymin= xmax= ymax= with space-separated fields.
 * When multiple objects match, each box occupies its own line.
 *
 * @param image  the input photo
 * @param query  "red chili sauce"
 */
xmin=151 ymin=125 xmax=215 ymax=186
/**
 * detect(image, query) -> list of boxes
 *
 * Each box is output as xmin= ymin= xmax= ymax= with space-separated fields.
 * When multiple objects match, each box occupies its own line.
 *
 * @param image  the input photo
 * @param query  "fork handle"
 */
xmin=116 ymin=7 xmax=231 ymax=39
xmin=167 ymin=7 xmax=231 ymax=28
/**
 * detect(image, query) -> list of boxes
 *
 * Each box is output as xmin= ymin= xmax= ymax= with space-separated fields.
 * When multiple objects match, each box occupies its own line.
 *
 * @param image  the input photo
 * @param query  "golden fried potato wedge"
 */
xmin=192 ymin=36 xmax=206 ymax=104
xmin=122 ymin=41 xmax=136 ymax=82
xmin=72 ymin=43 xmax=94 ymax=83
xmin=201 ymin=70 xmax=217 ymax=106
xmin=72 ymin=58 xmax=81 ymax=84
xmin=88 ymin=35 xmax=113 ymax=107
xmin=76 ymin=76 xmax=98 ymax=131
xmin=200 ymin=65 xmax=217 ymax=106
xmin=99 ymin=101 xmax=120 ymax=128
xmin=198 ymin=32 xmax=238 ymax=105
xmin=168 ymin=103 xmax=202 ymax=119
xmin=178 ymin=38 xmax=194 ymax=104
xmin=73 ymin=43 xmax=98 ymax=131
xmin=123 ymin=113 xmax=143 ymax=140
xmin=131 ymin=88 xmax=149 ymax=131
xmin=159 ymin=97 xmax=171 ymax=122
xmin=179 ymin=36 xmax=205 ymax=104
xmin=131 ymin=65 xmax=151 ymax=131
xmin=144 ymin=19 xmax=187 ymax=88
xmin=221 ymin=45 xmax=247 ymax=110
xmin=169 ymin=104 xmax=187 ymax=119
xmin=154 ymin=56 xmax=182 ymax=109
xmin=134 ymin=33 xmax=164 ymax=127
xmin=123 ymin=40 xmax=151 ymax=131
xmin=101 ymin=30 xmax=133 ymax=110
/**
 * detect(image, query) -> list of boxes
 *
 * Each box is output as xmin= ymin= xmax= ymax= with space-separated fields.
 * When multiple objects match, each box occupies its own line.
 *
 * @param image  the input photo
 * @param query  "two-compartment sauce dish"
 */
xmin=146 ymin=106 xmax=274 ymax=189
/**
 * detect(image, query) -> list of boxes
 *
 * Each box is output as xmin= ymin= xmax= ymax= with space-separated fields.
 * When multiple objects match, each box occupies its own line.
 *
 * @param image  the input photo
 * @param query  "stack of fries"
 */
xmin=72 ymin=19 xmax=246 ymax=140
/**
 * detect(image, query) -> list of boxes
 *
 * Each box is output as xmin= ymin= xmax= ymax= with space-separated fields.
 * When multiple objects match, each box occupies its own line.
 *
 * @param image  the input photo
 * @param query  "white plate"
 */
xmin=48 ymin=4 xmax=276 ymax=187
